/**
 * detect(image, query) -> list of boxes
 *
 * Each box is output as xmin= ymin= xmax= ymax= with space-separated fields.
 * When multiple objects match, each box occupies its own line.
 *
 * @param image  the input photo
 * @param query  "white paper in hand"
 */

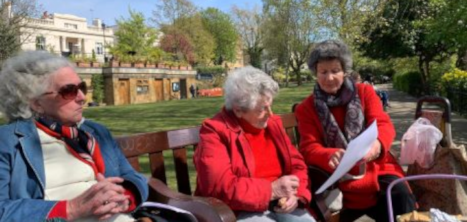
xmin=316 ymin=120 xmax=378 ymax=194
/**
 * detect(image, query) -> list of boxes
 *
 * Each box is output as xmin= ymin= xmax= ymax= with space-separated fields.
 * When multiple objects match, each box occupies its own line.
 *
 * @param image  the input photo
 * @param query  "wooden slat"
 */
xmin=116 ymin=131 xmax=169 ymax=157
xmin=167 ymin=127 xmax=200 ymax=148
xmin=173 ymin=148 xmax=192 ymax=195
xmin=126 ymin=156 xmax=141 ymax=172
xmin=149 ymin=152 xmax=167 ymax=184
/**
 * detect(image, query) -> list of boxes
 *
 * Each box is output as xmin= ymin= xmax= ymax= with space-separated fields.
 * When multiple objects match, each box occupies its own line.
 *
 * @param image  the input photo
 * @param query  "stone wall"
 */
xmin=77 ymin=67 xmax=196 ymax=106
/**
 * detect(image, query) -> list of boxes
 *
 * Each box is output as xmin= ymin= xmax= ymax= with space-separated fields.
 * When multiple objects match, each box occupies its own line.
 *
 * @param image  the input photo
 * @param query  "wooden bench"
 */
xmin=115 ymin=113 xmax=303 ymax=222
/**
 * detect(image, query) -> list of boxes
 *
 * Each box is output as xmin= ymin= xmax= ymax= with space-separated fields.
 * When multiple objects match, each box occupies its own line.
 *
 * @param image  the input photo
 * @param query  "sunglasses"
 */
xmin=43 ymin=82 xmax=87 ymax=100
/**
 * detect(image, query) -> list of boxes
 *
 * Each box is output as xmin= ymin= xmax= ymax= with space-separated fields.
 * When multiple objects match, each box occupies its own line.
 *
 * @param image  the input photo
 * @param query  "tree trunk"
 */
xmin=418 ymin=55 xmax=430 ymax=95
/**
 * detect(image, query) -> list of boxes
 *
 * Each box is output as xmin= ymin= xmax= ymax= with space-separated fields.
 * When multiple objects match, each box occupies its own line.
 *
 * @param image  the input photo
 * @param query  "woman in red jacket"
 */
xmin=295 ymin=40 xmax=416 ymax=222
xmin=194 ymin=66 xmax=316 ymax=222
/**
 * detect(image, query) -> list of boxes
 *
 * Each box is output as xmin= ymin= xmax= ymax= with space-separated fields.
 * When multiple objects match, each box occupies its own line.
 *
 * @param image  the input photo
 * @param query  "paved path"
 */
xmin=355 ymin=83 xmax=467 ymax=222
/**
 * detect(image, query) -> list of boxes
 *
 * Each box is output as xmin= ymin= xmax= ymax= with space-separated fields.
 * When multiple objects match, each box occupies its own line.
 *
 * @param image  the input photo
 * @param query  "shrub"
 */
xmin=91 ymin=75 xmax=104 ymax=103
xmin=393 ymin=71 xmax=423 ymax=97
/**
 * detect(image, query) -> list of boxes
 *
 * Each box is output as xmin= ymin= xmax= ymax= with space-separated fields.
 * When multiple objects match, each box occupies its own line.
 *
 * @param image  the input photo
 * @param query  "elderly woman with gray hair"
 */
xmin=0 ymin=51 xmax=148 ymax=221
xmin=194 ymin=66 xmax=315 ymax=222
xmin=295 ymin=40 xmax=416 ymax=222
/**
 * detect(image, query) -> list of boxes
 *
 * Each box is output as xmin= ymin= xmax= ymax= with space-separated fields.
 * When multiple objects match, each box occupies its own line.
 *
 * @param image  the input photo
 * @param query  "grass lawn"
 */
xmin=0 ymin=82 xmax=315 ymax=191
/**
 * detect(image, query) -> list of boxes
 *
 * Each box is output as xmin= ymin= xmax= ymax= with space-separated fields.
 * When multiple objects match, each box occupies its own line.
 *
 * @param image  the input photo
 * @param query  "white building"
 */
xmin=21 ymin=11 xmax=115 ymax=62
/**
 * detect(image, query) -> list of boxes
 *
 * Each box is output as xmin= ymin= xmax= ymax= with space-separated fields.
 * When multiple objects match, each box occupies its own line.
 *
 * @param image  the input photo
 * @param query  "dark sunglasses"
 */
xmin=43 ymin=82 xmax=87 ymax=100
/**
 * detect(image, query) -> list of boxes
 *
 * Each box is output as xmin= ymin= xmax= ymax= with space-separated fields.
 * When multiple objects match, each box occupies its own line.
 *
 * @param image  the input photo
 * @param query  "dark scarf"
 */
xmin=35 ymin=117 xmax=105 ymax=176
xmin=314 ymin=77 xmax=365 ymax=149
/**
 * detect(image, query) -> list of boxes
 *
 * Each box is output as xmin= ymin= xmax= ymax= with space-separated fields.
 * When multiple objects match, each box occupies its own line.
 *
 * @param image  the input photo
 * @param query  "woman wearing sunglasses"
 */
xmin=0 ymin=51 xmax=148 ymax=221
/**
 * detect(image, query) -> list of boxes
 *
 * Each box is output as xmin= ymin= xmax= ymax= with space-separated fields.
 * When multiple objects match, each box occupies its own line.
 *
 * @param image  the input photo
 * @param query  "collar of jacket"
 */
xmin=218 ymin=108 xmax=292 ymax=174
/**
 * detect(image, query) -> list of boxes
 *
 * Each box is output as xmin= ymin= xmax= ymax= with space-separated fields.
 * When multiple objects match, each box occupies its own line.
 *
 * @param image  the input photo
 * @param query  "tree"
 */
xmin=262 ymin=0 xmax=321 ymax=86
xmin=231 ymin=5 xmax=264 ymax=68
xmin=0 ymin=0 xmax=39 ymax=66
xmin=159 ymin=28 xmax=195 ymax=63
xmin=110 ymin=8 xmax=158 ymax=58
xmin=161 ymin=14 xmax=216 ymax=65
xmin=152 ymin=0 xmax=197 ymax=27
xmin=359 ymin=0 xmax=456 ymax=93
xmin=200 ymin=7 xmax=238 ymax=65
xmin=314 ymin=0 xmax=386 ymax=44
xmin=421 ymin=0 xmax=467 ymax=70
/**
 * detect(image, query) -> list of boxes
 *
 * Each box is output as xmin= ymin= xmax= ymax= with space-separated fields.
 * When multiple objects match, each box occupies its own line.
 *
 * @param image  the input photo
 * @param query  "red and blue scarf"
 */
xmin=35 ymin=118 xmax=105 ymax=176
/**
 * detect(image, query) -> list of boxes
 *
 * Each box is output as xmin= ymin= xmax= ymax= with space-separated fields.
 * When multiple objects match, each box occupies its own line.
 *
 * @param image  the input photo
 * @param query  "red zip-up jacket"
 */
xmin=194 ymin=108 xmax=311 ymax=212
xmin=295 ymin=83 xmax=405 ymax=209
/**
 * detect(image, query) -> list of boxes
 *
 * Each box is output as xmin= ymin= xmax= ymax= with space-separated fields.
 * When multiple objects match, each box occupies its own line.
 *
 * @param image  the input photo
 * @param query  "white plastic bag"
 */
xmin=400 ymin=117 xmax=443 ymax=168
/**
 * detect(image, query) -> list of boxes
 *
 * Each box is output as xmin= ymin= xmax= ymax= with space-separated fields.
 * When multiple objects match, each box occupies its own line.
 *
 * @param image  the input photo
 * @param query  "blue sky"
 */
xmin=38 ymin=0 xmax=262 ymax=26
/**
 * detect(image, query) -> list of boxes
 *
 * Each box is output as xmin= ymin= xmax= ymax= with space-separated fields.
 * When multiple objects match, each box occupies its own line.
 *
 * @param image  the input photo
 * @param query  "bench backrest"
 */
xmin=116 ymin=113 xmax=298 ymax=195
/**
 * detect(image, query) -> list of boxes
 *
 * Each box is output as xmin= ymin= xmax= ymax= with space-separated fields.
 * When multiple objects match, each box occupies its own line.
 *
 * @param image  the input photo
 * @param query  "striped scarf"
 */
xmin=35 ymin=117 xmax=105 ymax=176
xmin=314 ymin=77 xmax=365 ymax=149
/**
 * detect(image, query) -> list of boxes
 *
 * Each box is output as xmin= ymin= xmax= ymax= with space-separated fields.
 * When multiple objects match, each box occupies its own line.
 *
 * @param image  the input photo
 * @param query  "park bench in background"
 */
xmin=115 ymin=112 xmax=328 ymax=222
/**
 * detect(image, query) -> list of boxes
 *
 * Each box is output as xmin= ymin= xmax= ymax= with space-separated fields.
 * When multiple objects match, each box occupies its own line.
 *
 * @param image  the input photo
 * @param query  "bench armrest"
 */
xmin=147 ymin=178 xmax=236 ymax=222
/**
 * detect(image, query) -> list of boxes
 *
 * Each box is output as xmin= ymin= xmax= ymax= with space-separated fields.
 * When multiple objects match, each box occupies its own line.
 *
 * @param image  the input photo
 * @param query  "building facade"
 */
xmin=21 ymin=12 xmax=114 ymax=62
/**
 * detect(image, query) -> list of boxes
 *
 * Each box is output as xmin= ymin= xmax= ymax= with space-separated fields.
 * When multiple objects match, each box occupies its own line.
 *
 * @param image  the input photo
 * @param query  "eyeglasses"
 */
xmin=43 ymin=82 xmax=87 ymax=100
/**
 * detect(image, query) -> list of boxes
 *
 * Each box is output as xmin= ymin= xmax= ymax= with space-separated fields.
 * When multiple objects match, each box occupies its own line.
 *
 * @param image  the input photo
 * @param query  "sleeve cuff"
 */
xmin=47 ymin=201 xmax=68 ymax=220
xmin=124 ymin=189 xmax=137 ymax=212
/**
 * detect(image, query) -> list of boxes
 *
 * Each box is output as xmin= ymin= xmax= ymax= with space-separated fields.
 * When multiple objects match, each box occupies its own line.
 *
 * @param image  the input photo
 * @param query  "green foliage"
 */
xmin=91 ymin=49 xmax=97 ymax=62
xmin=200 ymin=7 xmax=238 ymax=65
xmin=272 ymin=67 xmax=286 ymax=85
xmin=440 ymin=68 xmax=467 ymax=114
xmin=91 ymin=74 xmax=104 ymax=103
xmin=110 ymin=8 xmax=159 ymax=58
xmin=0 ymin=0 xmax=39 ymax=66
xmin=393 ymin=71 xmax=423 ymax=97
xmin=231 ymin=6 xmax=264 ymax=68
xmin=359 ymin=0 xmax=463 ymax=93
xmin=195 ymin=65 xmax=226 ymax=75
xmin=262 ymin=0 xmax=320 ymax=86
xmin=164 ymin=14 xmax=216 ymax=65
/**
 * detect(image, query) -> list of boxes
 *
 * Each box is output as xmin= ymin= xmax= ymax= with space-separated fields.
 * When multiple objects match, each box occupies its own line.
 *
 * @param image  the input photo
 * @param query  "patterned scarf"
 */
xmin=35 ymin=117 xmax=105 ymax=176
xmin=314 ymin=77 xmax=365 ymax=149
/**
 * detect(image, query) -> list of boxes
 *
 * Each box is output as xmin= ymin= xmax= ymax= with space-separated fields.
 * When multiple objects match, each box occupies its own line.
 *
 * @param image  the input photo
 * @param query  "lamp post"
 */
xmin=102 ymin=23 xmax=107 ymax=62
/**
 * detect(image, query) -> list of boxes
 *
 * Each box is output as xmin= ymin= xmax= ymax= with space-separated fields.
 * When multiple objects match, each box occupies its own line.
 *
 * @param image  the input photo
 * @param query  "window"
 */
xmin=136 ymin=80 xmax=149 ymax=95
xmin=35 ymin=36 xmax=46 ymax=50
xmin=96 ymin=42 xmax=103 ymax=55
xmin=64 ymin=23 xmax=78 ymax=29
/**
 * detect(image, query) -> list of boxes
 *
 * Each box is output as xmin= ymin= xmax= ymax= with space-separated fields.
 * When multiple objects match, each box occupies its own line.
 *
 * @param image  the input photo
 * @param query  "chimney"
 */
xmin=41 ymin=11 xmax=48 ymax=19
xmin=92 ymin=18 xmax=101 ymax=28
xmin=2 ymin=1 xmax=12 ymax=21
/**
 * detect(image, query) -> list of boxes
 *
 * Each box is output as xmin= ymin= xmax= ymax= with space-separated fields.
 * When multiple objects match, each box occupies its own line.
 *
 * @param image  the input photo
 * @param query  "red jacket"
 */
xmin=295 ymin=83 xmax=405 ymax=209
xmin=194 ymin=109 xmax=311 ymax=212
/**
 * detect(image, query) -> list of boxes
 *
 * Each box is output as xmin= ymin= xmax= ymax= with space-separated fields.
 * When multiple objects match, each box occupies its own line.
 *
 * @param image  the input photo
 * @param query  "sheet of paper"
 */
xmin=316 ymin=120 xmax=378 ymax=194
xmin=142 ymin=201 xmax=198 ymax=222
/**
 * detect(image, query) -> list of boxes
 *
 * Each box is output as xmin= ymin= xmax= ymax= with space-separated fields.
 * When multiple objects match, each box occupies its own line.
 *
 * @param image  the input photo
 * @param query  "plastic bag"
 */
xmin=400 ymin=117 xmax=443 ymax=168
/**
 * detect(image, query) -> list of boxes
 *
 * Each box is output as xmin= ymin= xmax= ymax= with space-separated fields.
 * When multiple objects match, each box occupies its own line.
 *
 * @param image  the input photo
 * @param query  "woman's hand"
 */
xmin=274 ymin=195 xmax=298 ymax=214
xmin=329 ymin=149 xmax=345 ymax=169
xmin=66 ymin=174 xmax=129 ymax=221
xmin=363 ymin=140 xmax=382 ymax=162
xmin=271 ymin=175 xmax=299 ymax=200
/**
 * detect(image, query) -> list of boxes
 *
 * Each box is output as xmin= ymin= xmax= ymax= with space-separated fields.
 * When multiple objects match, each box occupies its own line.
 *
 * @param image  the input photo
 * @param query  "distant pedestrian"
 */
xmin=190 ymin=84 xmax=196 ymax=98
xmin=350 ymin=71 xmax=362 ymax=83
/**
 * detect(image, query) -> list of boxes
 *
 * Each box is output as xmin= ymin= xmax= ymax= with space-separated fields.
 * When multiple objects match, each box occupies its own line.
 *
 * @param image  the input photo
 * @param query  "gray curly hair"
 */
xmin=308 ymin=39 xmax=353 ymax=75
xmin=224 ymin=66 xmax=279 ymax=111
xmin=0 ymin=51 xmax=74 ymax=121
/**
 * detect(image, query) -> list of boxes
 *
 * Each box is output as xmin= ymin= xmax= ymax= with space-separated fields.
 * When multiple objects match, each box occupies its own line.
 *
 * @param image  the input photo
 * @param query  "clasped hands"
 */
xmin=329 ymin=140 xmax=382 ymax=169
xmin=271 ymin=175 xmax=300 ymax=214
xmin=67 ymin=173 xmax=131 ymax=221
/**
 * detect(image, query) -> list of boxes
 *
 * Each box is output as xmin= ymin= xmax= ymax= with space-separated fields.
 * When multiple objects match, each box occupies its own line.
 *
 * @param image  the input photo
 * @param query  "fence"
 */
xmin=445 ymin=87 xmax=467 ymax=116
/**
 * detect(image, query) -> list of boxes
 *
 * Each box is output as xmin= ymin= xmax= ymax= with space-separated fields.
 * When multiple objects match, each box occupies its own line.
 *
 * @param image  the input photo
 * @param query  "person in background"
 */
xmin=194 ymin=66 xmax=315 ymax=222
xmin=0 ymin=51 xmax=148 ymax=221
xmin=349 ymin=71 xmax=362 ymax=83
xmin=189 ymin=84 xmax=196 ymax=98
xmin=294 ymin=40 xmax=415 ymax=222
